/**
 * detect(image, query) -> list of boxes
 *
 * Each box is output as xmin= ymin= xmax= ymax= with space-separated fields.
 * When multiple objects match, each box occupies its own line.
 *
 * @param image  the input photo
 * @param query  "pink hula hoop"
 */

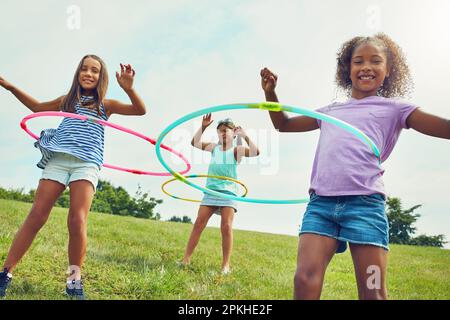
xmin=20 ymin=111 xmax=191 ymax=176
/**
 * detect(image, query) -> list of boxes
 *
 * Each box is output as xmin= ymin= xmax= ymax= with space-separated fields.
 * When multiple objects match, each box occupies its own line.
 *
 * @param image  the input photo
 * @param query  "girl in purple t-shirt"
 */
xmin=261 ymin=33 xmax=450 ymax=300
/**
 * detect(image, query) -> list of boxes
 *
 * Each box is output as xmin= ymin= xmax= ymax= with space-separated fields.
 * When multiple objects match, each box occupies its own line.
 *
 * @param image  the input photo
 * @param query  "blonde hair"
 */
xmin=61 ymin=54 xmax=109 ymax=115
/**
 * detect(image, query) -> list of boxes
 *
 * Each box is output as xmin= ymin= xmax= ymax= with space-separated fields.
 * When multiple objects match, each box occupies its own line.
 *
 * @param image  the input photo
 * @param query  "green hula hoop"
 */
xmin=155 ymin=102 xmax=381 ymax=204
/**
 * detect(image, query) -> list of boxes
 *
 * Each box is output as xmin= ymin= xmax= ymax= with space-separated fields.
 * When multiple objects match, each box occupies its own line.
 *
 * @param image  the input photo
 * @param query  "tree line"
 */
xmin=0 ymin=184 xmax=446 ymax=247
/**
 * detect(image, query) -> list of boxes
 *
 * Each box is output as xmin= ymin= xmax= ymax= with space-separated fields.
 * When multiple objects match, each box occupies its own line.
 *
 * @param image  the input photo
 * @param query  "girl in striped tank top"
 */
xmin=180 ymin=114 xmax=260 ymax=274
xmin=0 ymin=55 xmax=146 ymax=299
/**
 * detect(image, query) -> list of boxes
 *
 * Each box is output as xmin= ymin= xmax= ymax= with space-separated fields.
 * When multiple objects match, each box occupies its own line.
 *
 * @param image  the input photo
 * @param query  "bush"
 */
xmin=0 ymin=180 xmax=162 ymax=220
xmin=410 ymin=234 xmax=447 ymax=248
xmin=168 ymin=215 xmax=192 ymax=224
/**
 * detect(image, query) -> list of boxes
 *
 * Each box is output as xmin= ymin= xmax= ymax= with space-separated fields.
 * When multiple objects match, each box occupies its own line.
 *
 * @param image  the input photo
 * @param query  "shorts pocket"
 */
xmin=309 ymin=192 xmax=320 ymax=202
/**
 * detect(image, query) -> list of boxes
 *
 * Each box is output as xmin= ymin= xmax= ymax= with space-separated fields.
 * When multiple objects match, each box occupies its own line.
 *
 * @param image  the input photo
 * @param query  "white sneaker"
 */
xmin=65 ymin=279 xmax=85 ymax=300
xmin=221 ymin=266 xmax=231 ymax=275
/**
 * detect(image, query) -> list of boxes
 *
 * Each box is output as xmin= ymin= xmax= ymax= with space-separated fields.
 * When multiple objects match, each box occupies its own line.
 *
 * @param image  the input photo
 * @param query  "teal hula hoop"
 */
xmin=155 ymin=102 xmax=381 ymax=204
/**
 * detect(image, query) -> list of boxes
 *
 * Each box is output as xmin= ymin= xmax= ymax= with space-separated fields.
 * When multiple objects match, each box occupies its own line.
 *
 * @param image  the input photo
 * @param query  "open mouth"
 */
xmin=82 ymin=79 xmax=94 ymax=85
xmin=358 ymin=75 xmax=375 ymax=80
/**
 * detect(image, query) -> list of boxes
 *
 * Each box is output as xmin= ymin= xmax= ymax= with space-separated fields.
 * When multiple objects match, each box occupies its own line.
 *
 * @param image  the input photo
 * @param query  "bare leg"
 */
xmin=66 ymin=180 xmax=95 ymax=280
xmin=182 ymin=206 xmax=215 ymax=264
xmin=294 ymin=234 xmax=338 ymax=300
xmin=2 ymin=179 xmax=66 ymax=273
xmin=349 ymin=244 xmax=388 ymax=300
xmin=220 ymin=207 xmax=235 ymax=272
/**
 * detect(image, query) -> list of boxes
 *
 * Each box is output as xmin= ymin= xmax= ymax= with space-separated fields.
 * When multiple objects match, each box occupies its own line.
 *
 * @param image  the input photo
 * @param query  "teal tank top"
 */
xmin=205 ymin=145 xmax=238 ymax=195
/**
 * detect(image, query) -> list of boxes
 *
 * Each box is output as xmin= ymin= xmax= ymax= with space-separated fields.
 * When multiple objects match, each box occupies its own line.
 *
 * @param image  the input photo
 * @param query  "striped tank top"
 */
xmin=205 ymin=145 xmax=238 ymax=195
xmin=34 ymin=95 xmax=108 ymax=169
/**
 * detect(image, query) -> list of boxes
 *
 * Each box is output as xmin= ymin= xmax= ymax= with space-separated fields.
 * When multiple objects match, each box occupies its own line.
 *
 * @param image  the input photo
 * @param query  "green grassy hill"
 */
xmin=1 ymin=199 xmax=449 ymax=300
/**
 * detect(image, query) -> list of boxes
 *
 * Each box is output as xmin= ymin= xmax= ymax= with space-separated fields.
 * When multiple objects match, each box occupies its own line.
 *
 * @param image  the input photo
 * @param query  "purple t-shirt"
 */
xmin=310 ymin=95 xmax=418 ymax=197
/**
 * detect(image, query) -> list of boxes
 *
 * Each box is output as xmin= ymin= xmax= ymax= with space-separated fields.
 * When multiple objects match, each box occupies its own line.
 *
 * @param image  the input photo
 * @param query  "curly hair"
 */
xmin=335 ymin=33 xmax=413 ymax=98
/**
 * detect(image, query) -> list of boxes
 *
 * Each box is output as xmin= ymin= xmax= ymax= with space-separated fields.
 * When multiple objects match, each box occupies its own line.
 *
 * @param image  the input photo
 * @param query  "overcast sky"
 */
xmin=1 ymin=0 xmax=449 ymax=248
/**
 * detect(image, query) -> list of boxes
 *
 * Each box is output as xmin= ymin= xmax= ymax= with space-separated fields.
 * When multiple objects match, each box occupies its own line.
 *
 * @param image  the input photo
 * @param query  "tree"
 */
xmin=92 ymin=181 xmax=162 ymax=219
xmin=409 ymin=234 xmax=446 ymax=248
xmin=386 ymin=197 xmax=421 ymax=245
xmin=168 ymin=215 xmax=192 ymax=224
xmin=128 ymin=185 xmax=163 ymax=220
xmin=0 ymin=187 xmax=35 ymax=203
xmin=56 ymin=190 xmax=70 ymax=208
xmin=3 ymin=180 xmax=164 ymax=220
xmin=386 ymin=197 xmax=446 ymax=248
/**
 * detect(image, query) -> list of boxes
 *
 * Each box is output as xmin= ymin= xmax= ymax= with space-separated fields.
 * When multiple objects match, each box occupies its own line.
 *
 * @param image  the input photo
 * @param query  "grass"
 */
xmin=1 ymin=199 xmax=449 ymax=300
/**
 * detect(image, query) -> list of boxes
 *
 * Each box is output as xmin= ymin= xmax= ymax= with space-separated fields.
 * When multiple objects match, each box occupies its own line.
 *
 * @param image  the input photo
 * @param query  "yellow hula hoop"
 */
xmin=161 ymin=174 xmax=248 ymax=203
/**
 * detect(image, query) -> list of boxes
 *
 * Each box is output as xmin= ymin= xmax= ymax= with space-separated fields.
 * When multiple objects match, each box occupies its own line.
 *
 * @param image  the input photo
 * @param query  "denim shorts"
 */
xmin=299 ymin=192 xmax=389 ymax=253
xmin=200 ymin=191 xmax=238 ymax=215
xmin=41 ymin=152 xmax=101 ymax=192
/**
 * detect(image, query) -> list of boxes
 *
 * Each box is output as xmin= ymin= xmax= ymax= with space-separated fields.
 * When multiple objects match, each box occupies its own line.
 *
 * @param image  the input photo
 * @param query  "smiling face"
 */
xmin=78 ymin=57 xmax=102 ymax=93
xmin=350 ymin=42 xmax=390 ymax=99
xmin=217 ymin=124 xmax=235 ymax=145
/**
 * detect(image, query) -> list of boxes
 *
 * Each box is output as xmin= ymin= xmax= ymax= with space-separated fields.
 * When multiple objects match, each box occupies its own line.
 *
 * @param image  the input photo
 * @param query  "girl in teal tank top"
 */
xmin=205 ymin=143 xmax=239 ymax=196
xmin=180 ymin=114 xmax=260 ymax=274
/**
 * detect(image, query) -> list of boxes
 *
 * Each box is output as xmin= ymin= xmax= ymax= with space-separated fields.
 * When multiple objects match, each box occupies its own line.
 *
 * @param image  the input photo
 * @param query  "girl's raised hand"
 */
xmin=202 ymin=113 xmax=213 ymax=128
xmin=234 ymin=126 xmax=247 ymax=138
xmin=0 ymin=76 xmax=13 ymax=91
xmin=116 ymin=63 xmax=135 ymax=91
xmin=260 ymin=67 xmax=278 ymax=93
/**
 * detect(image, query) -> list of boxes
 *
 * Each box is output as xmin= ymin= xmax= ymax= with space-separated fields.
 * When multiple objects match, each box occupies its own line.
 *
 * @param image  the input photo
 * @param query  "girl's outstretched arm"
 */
xmin=260 ymin=68 xmax=319 ymax=133
xmin=191 ymin=113 xmax=217 ymax=152
xmin=104 ymin=64 xmax=146 ymax=117
xmin=407 ymin=108 xmax=450 ymax=139
xmin=0 ymin=76 xmax=62 ymax=112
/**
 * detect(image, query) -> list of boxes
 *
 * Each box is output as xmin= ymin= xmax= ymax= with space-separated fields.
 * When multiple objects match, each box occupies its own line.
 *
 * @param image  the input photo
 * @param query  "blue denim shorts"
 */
xmin=299 ymin=192 xmax=389 ymax=253
xmin=41 ymin=152 xmax=101 ymax=192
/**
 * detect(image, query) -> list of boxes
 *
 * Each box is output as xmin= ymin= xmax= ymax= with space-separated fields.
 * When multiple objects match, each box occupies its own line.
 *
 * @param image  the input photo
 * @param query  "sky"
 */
xmin=1 ymin=0 xmax=449 ymax=249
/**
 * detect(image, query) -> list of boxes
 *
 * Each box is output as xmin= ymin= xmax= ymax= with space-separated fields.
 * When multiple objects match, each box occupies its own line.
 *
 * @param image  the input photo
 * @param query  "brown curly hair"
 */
xmin=335 ymin=33 xmax=413 ymax=98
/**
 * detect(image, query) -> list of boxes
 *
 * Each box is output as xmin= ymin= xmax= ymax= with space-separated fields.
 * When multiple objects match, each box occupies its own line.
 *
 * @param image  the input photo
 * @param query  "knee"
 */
xmin=294 ymin=268 xmax=321 ymax=289
xmin=194 ymin=217 xmax=208 ymax=229
xmin=68 ymin=212 xmax=88 ymax=234
xmin=27 ymin=208 xmax=51 ymax=231
xmin=220 ymin=222 xmax=233 ymax=234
